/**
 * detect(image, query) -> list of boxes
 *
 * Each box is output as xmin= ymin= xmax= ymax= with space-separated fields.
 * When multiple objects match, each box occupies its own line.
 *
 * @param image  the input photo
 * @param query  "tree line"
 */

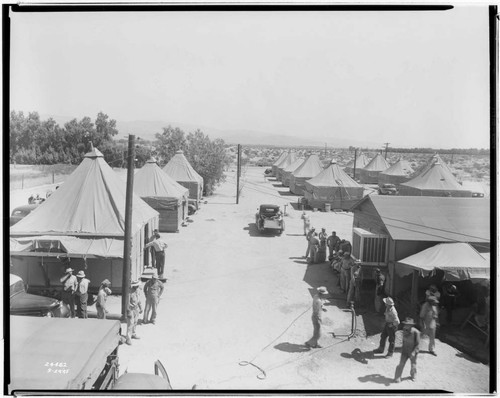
xmin=10 ymin=111 xmax=231 ymax=195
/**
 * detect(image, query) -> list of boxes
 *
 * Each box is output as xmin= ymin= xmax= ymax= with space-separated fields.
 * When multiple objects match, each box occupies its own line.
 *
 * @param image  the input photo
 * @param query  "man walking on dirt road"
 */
xmin=126 ymin=280 xmax=143 ymax=345
xmin=143 ymin=269 xmax=164 ymax=325
xmin=394 ymin=317 xmax=420 ymax=383
xmin=374 ymin=297 xmax=400 ymax=357
xmin=305 ymin=286 xmax=329 ymax=349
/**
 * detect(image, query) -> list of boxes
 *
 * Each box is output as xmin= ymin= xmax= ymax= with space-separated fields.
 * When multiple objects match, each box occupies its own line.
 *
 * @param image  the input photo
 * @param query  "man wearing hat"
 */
xmin=75 ymin=270 xmax=90 ymax=319
xmin=347 ymin=261 xmax=362 ymax=305
xmin=374 ymin=297 xmax=400 ymax=357
xmin=419 ymin=295 xmax=439 ymax=356
xmin=304 ymin=227 xmax=316 ymax=259
xmin=126 ymin=280 xmax=143 ymax=345
xmin=143 ymin=269 xmax=164 ymax=325
xmin=145 ymin=231 xmax=168 ymax=278
xmin=60 ymin=266 xmax=78 ymax=318
xmin=305 ymin=286 xmax=329 ymax=349
xmin=374 ymin=269 xmax=386 ymax=314
xmin=394 ymin=317 xmax=421 ymax=383
xmin=96 ymin=279 xmax=112 ymax=319
xmin=339 ymin=252 xmax=354 ymax=293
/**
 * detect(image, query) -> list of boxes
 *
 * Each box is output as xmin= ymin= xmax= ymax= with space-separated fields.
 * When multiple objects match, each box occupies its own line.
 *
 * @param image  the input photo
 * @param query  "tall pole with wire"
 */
xmin=353 ymin=148 xmax=358 ymax=180
xmin=121 ymin=134 xmax=135 ymax=320
xmin=236 ymin=144 xmax=241 ymax=204
xmin=383 ymin=143 xmax=390 ymax=160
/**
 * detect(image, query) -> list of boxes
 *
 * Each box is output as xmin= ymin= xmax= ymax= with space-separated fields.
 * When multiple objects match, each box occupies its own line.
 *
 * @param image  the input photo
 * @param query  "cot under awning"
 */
xmin=10 ymin=235 xmax=124 ymax=259
xmin=396 ymin=242 xmax=490 ymax=281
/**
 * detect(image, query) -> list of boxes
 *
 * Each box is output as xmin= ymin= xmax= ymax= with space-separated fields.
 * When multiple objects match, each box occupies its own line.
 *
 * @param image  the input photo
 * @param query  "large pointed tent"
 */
xmin=358 ymin=153 xmax=391 ymax=184
xmin=290 ymin=154 xmax=324 ymax=195
xmin=411 ymin=153 xmax=455 ymax=178
xmin=276 ymin=151 xmax=298 ymax=182
xmin=304 ymin=161 xmax=364 ymax=210
xmin=135 ymin=158 xmax=189 ymax=232
xmin=271 ymin=151 xmax=288 ymax=177
xmin=163 ymin=150 xmax=204 ymax=209
xmin=10 ymin=147 xmax=159 ymax=293
xmin=399 ymin=160 xmax=472 ymax=197
xmin=281 ymin=157 xmax=305 ymax=187
xmin=344 ymin=152 xmax=369 ymax=178
xmin=378 ymin=158 xmax=414 ymax=186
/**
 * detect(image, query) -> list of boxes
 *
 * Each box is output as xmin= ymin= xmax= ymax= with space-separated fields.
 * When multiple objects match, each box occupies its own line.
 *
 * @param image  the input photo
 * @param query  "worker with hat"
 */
xmin=145 ymin=231 xmax=168 ymax=278
xmin=373 ymin=296 xmax=400 ymax=357
xmin=305 ymin=286 xmax=329 ymax=349
xmin=419 ymin=295 xmax=440 ymax=356
xmin=60 ymin=266 xmax=78 ymax=318
xmin=394 ymin=317 xmax=421 ymax=383
xmin=143 ymin=269 xmax=164 ymax=325
xmin=304 ymin=227 xmax=316 ymax=259
xmin=75 ymin=270 xmax=90 ymax=319
xmin=126 ymin=280 xmax=143 ymax=345
xmin=96 ymin=279 xmax=112 ymax=319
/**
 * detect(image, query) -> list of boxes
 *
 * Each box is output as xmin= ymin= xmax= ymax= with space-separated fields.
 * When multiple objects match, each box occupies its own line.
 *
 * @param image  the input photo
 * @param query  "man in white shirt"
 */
xmin=60 ymin=267 xmax=78 ymax=318
xmin=145 ymin=232 xmax=168 ymax=278
xmin=75 ymin=270 xmax=90 ymax=319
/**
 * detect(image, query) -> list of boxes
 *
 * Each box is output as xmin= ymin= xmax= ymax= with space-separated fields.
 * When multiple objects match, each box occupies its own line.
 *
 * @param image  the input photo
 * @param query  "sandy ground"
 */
xmin=9 ymin=166 xmax=490 ymax=392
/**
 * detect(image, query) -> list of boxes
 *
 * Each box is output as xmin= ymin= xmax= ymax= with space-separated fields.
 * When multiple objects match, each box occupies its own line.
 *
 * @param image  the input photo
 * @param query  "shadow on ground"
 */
xmin=274 ymin=342 xmax=311 ymax=353
xmin=340 ymin=348 xmax=374 ymax=364
xmin=278 ymin=191 xmax=298 ymax=197
xmin=357 ymin=373 xmax=394 ymax=386
xmin=272 ymin=183 xmax=285 ymax=188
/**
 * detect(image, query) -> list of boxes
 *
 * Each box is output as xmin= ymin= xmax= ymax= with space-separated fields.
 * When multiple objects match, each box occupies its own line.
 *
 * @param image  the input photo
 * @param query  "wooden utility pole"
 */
xmin=383 ymin=143 xmax=390 ymax=159
xmin=353 ymin=148 xmax=358 ymax=180
xmin=236 ymin=144 xmax=241 ymax=204
xmin=121 ymin=134 xmax=135 ymax=320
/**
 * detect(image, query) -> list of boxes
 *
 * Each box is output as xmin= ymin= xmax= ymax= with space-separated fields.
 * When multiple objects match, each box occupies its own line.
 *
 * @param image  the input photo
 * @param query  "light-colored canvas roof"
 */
xmin=363 ymin=153 xmax=391 ymax=172
xmin=352 ymin=196 xmax=490 ymax=243
xmin=283 ymin=157 xmax=305 ymax=173
xmin=412 ymin=154 xmax=454 ymax=177
xmin=306 ymin=161 xmax=362 ymax=188
xmin=135 ymin=158 xmax=189 ymax=199
xmin=276 ymin=151 xmax=297 ymax=170
xmin=10 ymin=148 xmax=158 ymax=237
xmin=272 ymin=152 xmax=288 ymax=167
xmin=292 ymin=154 xmax=324 ymax=178
xmin=379 ymin=158 xmax=414 ymax=177
xmin=400 ymin=161 xmax=466 ymax=191
xmin=162 ymin=150 xmax=203 ymax=185
xmin=345 ymin=152 xmax=369 ymax=169
xmin=397 ymin=243 xmax=490 ymax=280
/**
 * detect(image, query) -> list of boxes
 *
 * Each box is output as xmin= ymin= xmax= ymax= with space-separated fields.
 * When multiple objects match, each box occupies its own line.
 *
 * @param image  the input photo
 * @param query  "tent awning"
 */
xmin=396 ymin=243 xmax=490 ymax=281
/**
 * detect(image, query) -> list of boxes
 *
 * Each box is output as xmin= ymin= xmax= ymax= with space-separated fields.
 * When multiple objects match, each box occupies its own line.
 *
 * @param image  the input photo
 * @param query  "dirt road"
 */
xmin=9 ymin=165 xmax=490 ymax=391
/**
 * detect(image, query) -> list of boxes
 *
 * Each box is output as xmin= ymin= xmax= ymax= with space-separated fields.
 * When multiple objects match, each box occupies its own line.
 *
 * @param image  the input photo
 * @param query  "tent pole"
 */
xmin=121 ymin=135 xmax=135 ymax=320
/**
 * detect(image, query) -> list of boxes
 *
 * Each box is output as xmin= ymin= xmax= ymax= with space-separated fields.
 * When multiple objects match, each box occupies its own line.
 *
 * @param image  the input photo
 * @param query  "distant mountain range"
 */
xmin=42 ymin=114 xmax=379 ymax=148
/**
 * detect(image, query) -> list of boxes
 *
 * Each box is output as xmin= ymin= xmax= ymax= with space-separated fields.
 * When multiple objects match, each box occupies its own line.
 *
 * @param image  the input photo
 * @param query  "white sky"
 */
xmin=9 ymin=6 xmax=491 ymax=149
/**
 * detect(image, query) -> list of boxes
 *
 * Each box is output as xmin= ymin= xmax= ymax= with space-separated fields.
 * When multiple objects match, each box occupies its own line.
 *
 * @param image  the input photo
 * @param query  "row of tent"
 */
xmin=271 ymin=151 xmax=477 ymax=211
xmin=10 ymin=148 xmax=204 ymax=292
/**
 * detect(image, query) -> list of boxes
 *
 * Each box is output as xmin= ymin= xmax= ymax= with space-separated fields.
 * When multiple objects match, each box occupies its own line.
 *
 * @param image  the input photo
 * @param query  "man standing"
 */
xmin=301 ymin=211 xmax=311 ymax=236
xmin=60 ymin=267 xmax=77 ymax=318
xmin=394 ymin=317 xmax=421 ymax=383
xmin=374 ymin=297 xmax=400 ymax=357
xmin=96 ymin=279 xmax=112 ymax=319
xmin=145 ymin=231 xmax=168 ymax=278
xmin=339 ymin=252 xmax=354 ymax=293
xmin=126 ymin=280 xmax=143 ymax=345
xmin=347 ymin=261 xmax=362 ymax=305
xmin=419 ymin=295 xmax=439 ymax=356
xmin=75 ymin=270 xmax=90 ymax=319
xmin=305 ymin=286 xmax=329 ymax=349
xmin=143 ymin=270 xmax=164 ymax=325
xmin=148 ymin=229 xmax=159 ymax=268
xmin=340 ymin=239 xmax=352 ymax=255
xmin=374 ymin=269 xmax=386 ymax=314
xmin=326 ymin=231 xmax=341 ymax=260
xmin=304 ymin=227 xmax=316 ymax=259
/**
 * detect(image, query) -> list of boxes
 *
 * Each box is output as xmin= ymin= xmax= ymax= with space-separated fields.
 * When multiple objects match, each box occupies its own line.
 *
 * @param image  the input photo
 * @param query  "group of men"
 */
xmin=306 ymin=286 xmax=441 ymax=383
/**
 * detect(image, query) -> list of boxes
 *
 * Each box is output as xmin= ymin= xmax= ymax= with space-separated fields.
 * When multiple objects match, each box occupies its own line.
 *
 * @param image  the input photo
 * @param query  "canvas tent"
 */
xmin=290 ymin=154 xmax=324 ymax=195
xmin=411 ymin=153 xmax=455 ymax=178
xmin=271 ymin=152 xmax=288 ymax=177
xmin=163 ymin=150 xmax=204 ymax=209
xmin=304 ymin=161 xmax=364 ymax=210
xmin=276 ymin=151 xmax=298 ymax=182
xmin=344 ymin=152 xmax=369 ymax=179
xmin=10 ymin=147 xmax=159 ymax=293
xmin=358 ymin=153 xmax=391 ymax=184
xmin=378 ymin=158 xmax=414 ymax=186
xmin=135 ymin=158 xmax=189 ymax=233
xmin=281 ymin=157 xmax=304 ymax=187
xmin=399 ymin=160 xmax=472 ymax=197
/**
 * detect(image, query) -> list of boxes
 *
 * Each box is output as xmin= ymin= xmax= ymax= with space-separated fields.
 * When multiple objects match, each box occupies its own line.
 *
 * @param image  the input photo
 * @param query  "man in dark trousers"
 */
xmin=326 ymin=231 xmax=341 ymax=260
xmin=75 ymin=270 xmax=90 ymax=319
xmin=60 ymin=266 xmax=78 ymax=318
xmin=145 ymin=231 xmax=168 ymax=278
xmin=305 ymin=286 xmax=329 ymax=349
xmin=374 ymin=297 xmax=400 ymax=357
xmin=394 ymin=317 xmax=421 ymax=383
xmin=143 ymin=269 xmax=165 ymax=325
